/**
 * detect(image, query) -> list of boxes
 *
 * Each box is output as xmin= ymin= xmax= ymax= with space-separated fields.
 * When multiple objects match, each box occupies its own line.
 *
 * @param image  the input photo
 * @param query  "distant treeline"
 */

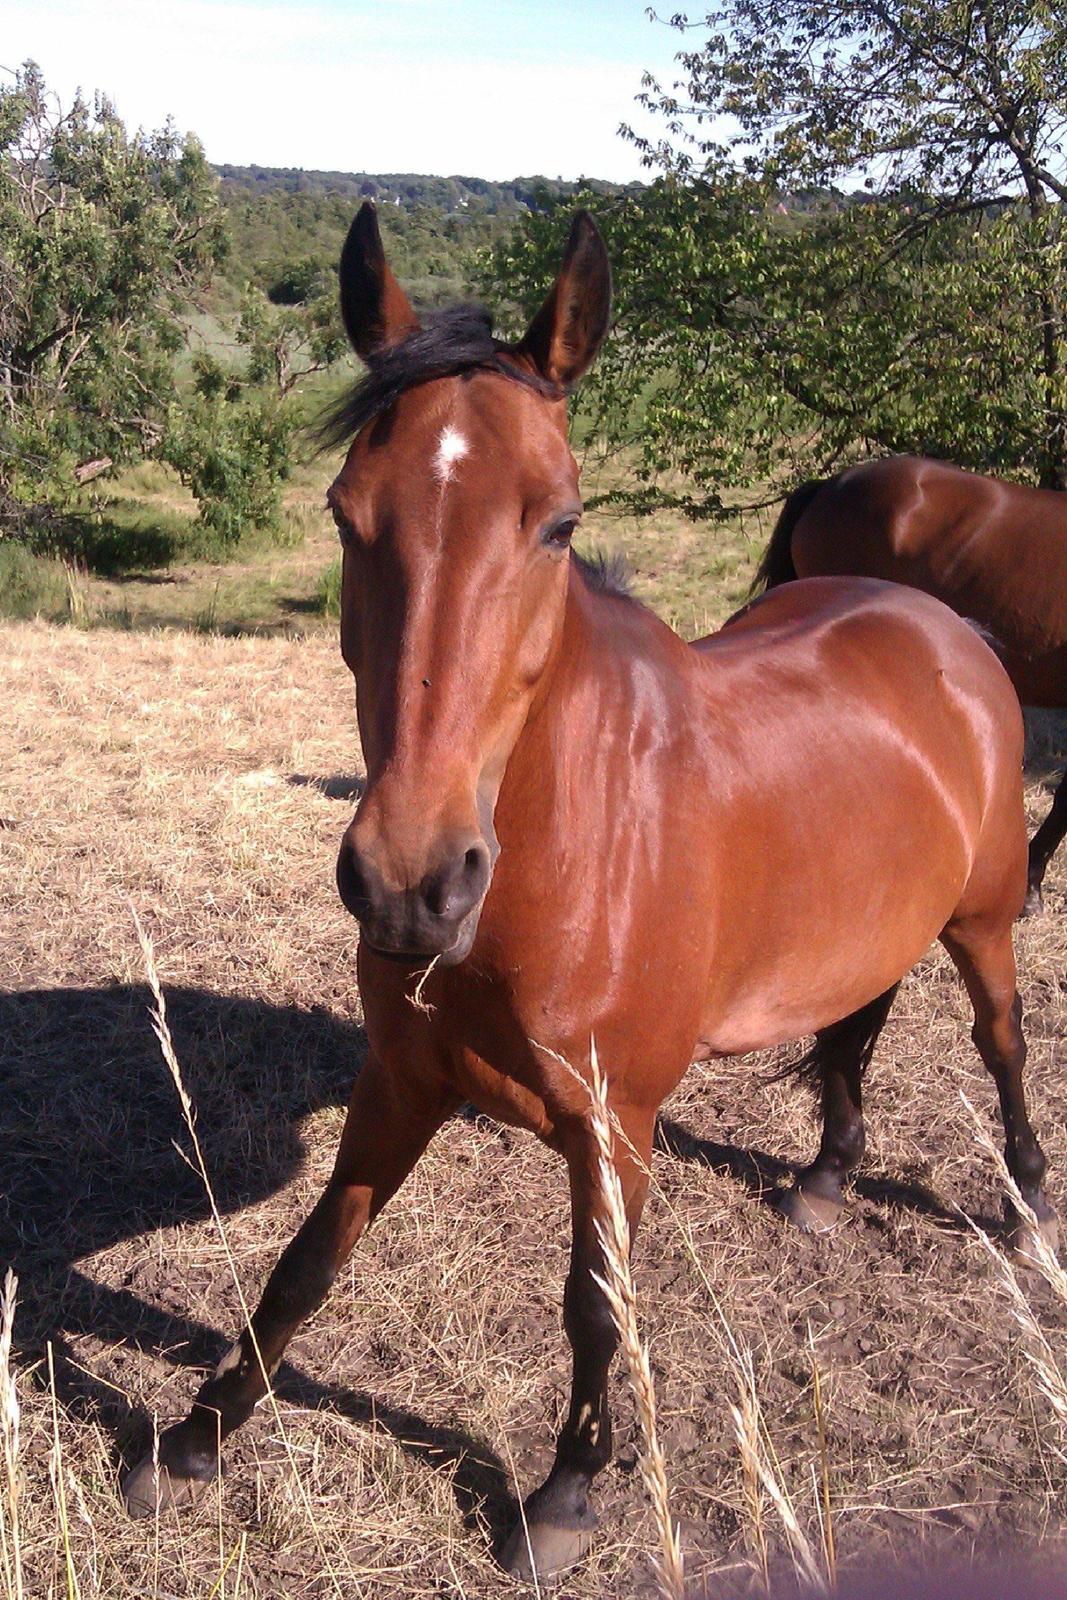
xmin=214 ymin=168 xmax=644 ymax=313
xmin=214 ymin=165 xmax=644 ymax=215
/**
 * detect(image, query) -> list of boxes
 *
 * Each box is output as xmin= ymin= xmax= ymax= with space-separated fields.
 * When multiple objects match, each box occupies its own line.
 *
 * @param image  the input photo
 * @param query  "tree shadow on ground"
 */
xmin=2 ymin=982 xmax=512 ymax=1538
xmin=288 ymin=772 xmax=365 ymax=801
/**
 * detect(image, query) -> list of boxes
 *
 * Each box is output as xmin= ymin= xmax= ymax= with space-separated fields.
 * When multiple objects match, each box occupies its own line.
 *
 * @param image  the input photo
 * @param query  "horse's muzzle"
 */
xmin=336 ymin=830 xmax=492 ymax=966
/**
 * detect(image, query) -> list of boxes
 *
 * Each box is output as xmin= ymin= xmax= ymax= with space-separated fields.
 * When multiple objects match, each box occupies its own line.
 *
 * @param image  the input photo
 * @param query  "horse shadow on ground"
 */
xmin=1 ymin=982 xmax=510 ymax=1538
xmin=655 ymin=1114 xmax=1002 ymax=1236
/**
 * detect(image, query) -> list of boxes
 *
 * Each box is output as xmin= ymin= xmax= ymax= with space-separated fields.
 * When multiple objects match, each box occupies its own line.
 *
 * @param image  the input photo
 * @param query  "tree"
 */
xmin=237 ymin=274 xmax=346 ymax=398
xmin=489 ymin=5 xmax=1067 ymax=508
xmin=0 ymin=61 xmax=227 ymax=504
xmin=639 ymin=1 xmax=1067 ymax=487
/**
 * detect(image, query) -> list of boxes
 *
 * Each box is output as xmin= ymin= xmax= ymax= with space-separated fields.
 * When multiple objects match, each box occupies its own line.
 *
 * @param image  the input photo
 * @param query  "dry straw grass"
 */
xmin=3 ymin=618 xmax=1067 ymax=1597
xmin=587 ymin=1039 xmax=685 ymax=1599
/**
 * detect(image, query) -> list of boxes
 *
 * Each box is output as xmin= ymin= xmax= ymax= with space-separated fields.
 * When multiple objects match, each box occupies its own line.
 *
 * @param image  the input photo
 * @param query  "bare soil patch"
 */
xmin=4 ymin=620 xmax=1067 ymax=1598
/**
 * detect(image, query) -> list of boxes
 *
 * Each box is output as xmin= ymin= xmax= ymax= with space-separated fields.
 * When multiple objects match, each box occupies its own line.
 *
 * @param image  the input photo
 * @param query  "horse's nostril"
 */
xmin=336 ymin=842 xmax=372 ymax=919
xmin=422 ymin=843 xmax=490 ymax=924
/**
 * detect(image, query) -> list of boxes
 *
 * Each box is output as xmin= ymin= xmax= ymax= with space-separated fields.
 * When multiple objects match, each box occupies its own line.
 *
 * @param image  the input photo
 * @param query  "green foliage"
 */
xmin=0 ymin=61 xmax=227 ymax=492
xmin=489 ymin=3 xmax=1067 ymax=508
xmin=218 ymin=184 xmax=515 ymax=314
xmin=0 ymin=65 xmax=338 ymax=562
xmin=317 ymin=554 xmax=342 ymax=618
xmin=0 ymin=539 xmax=70 ymax=620
xmin=163 ymin=390 xmax=293 ymax=545
xmin=237 ymin=280 xmax=346 ymax=398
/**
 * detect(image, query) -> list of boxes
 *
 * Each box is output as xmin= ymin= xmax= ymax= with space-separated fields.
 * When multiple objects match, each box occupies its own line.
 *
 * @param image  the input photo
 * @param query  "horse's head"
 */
xmin=327 ymin=204 xmax=611 ymax=964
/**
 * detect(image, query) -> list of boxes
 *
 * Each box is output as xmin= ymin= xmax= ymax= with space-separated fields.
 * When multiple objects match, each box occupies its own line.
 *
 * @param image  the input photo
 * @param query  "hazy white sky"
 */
xmin=4 ymin=0 xmax=690 ymax=180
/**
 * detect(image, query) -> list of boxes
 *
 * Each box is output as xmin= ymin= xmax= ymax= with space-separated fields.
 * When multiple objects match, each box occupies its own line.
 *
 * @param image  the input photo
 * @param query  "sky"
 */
xmin=3 ymin=0 xmax=691 ymax=181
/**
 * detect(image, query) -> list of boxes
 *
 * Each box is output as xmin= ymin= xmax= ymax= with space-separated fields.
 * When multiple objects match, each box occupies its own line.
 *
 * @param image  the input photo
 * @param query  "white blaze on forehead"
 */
xmin=433 ymin=425 xmax=469 ymax=483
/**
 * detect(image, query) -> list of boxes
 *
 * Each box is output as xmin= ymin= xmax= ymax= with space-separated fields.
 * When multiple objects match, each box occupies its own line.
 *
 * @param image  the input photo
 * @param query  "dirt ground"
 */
xmin=4 ymin=616 xmax=1067 ymax=1599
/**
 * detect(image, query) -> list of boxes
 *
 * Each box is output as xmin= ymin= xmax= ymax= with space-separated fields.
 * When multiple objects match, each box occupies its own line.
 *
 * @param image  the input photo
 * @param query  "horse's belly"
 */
xmin=695 ymin=746 xmax=982 ymax=1053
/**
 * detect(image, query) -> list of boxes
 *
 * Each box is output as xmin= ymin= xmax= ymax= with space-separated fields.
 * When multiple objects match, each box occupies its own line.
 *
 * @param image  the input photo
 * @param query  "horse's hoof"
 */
xmin=122 ymin=1452 xmax=215 ymax=1519
xmin=1010 ymin=1212 xmax=1060 ymax=1268
xmin=500 ymin=1515 xmax=595 ymax=1586
xmin=1020 ymin=885 xmax=1044 ymax=919
xmin=777 ymin=1185 xmax=843 ymax=1235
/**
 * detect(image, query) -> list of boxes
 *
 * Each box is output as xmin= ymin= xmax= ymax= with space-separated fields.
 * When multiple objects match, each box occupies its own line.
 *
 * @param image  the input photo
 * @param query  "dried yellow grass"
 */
xmin=3 ymin=619 xmax=1067 ymax=1597
xmin=587 ymin=1039 xmax=685 ymax=1600
xmin=0 ymin=1274 xmax=23 ymax=1600
xmin=959 ymin=1090 xmax=1067 ymax=1453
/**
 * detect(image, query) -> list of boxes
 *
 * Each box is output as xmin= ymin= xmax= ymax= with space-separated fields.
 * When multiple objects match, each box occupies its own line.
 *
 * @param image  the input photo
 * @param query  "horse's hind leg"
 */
xmin=501 ymin=1103 xmax=655 ymax=1586
xmin=1023 ymin=764 xmax=1067 ymax=916
xmin=123 ymin=1050 xmax=457 ymax=1517
xmin=940 ymin=916 xmax=1057 ymax=1256
xmin=778 ymin=985 xmax=899 ymax=1235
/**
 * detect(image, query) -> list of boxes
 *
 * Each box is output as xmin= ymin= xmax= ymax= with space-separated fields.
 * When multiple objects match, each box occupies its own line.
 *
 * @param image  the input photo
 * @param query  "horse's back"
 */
xmin=702 ymin=575 xmax=1023 ymax=783
xmin=791 ymin=456 xmax=1067 ymax=662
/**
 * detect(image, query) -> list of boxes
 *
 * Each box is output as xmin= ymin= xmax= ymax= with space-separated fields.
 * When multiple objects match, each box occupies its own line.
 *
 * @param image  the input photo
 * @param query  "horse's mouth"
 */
xmin=360 ymin=940 xmax=434 ymax=965
xmin=359 ymin=921 xmax=475 ymax=969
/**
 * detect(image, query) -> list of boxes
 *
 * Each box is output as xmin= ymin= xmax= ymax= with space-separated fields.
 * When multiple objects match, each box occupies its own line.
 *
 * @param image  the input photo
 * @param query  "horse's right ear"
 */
xmin=339 ymin=202 xmax=420 ymax=361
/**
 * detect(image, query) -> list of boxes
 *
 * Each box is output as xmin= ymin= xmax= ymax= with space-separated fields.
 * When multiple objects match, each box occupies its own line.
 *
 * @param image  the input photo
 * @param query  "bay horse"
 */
xmin=124 ymin=208 xmax=1056 ymax=1585
xmin=753 ymin=457 xmax=1067 ymax=914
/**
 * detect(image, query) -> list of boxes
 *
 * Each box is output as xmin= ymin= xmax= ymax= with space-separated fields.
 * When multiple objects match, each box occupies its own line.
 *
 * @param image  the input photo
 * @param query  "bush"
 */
xmin=317 ymin=555 xmax=342 ymax=617
xmin=0 ymin=541 xmax=71 ymax=620
xmin=164 ymin=391 xmax=293 ymax=543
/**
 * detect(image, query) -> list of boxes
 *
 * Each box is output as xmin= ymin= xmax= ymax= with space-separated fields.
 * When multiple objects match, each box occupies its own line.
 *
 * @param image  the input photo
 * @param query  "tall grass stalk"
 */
xmin=47 ymin=1343 xmax=80 ymax=1600
xmin=587 ymin=1039 xmax=685 ymax=1600
xmin=0 ymin=1271 xmax=23 ymax=1600
xmin=729 ymin=1344 xmax=827 ymax=1597
xmin=538 ymin=1034 xmax=837 ymax=1592
xmin=959 ymin=1090 xmax=1067 ymax=1450
xmin=129 ymin=905 xmax=351 ymax=1600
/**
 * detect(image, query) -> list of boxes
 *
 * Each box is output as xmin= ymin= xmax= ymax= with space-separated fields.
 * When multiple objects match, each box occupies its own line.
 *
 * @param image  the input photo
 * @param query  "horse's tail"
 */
xmin=779 ymin=984 xmax=900 ymax=1091
xmin=750 ymin=478 xmax=828 ymax=596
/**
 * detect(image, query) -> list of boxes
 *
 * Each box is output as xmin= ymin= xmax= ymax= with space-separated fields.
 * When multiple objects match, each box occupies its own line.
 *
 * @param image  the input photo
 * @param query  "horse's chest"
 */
xmin=451 ymin=1045 xmax=558 ymax=1142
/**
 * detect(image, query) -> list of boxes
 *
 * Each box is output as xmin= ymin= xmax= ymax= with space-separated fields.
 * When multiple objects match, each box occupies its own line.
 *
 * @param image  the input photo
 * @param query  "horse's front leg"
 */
xmin=501 ymin=1105 xmax=653 ymax=1585
xmin=123 ymin=1049 xmax=457 ymax=1516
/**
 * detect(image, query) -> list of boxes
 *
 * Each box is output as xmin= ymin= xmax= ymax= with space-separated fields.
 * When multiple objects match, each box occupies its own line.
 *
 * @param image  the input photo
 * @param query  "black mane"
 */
xmin=317 ymin=304 xmax=567 ymax=451
xmin=573 ymin=549 xmax=635 ymax=599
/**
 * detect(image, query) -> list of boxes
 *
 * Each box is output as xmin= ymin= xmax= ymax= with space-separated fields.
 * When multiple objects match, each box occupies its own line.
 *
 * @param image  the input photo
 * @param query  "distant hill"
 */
xmin=213 ymin=165 xmax=644 ymax=215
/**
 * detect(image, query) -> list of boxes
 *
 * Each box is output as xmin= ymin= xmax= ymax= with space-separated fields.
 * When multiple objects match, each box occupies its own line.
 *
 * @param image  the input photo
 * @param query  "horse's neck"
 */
xmin=500 ymin=570 xmax=681 ymax=833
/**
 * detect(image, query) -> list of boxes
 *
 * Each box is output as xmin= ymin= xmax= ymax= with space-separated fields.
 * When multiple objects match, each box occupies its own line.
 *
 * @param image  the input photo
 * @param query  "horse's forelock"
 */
xmin=316 ymin=304 xmax=567 ymax=453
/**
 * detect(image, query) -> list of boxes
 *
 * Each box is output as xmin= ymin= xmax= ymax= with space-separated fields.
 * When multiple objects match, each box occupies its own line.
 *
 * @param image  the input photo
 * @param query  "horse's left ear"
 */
xmin=339 ymin=202 xmax=421 ymax=361
xmin=515 ymin=211 xmax=611 ymax=387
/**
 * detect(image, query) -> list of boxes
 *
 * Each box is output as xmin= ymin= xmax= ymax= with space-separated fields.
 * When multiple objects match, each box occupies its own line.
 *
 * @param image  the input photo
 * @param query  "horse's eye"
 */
xmin=333 ymin=512 xmax=356 ymax=547
xmin=545 ymin=516 xmax=579 ymax=548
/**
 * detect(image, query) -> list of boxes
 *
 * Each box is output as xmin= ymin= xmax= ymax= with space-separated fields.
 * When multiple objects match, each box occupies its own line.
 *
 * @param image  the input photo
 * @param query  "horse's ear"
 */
xmin=514 ymin=211 xmax=611 ymax=387
xmin=339 ymin=202 xmax=420 ymax=361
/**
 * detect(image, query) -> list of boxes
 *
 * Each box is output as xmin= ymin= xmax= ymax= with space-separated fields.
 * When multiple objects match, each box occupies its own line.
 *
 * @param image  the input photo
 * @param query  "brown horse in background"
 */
xmin=124 ymin=210 xmax=1055 ymax=1585
xmin=754 ymin=457 xmax=1067 ymax=913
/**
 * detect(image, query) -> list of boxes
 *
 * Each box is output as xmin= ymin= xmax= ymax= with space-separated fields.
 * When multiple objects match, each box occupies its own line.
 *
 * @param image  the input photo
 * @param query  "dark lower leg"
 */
xmin=134 ymin=1182 xmax=375 ymax=1494
xmin=801 ymin=1061 xmax=866 ymax=1200
xmin=943 ymin=926 xmax=1056 ymax=1249
xmin=1025 ymin=769 xmax=1067 ymax=913
xmin=125 ymin=1056 xmax=455 ymax=1513
xmin=502 ymin=1112 xmax=651 ymax=1581
xmin=976 ymin=995 xmax=1054 ymax=1235
xmin=779 ymin=989 xmax=896 ymax=1234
